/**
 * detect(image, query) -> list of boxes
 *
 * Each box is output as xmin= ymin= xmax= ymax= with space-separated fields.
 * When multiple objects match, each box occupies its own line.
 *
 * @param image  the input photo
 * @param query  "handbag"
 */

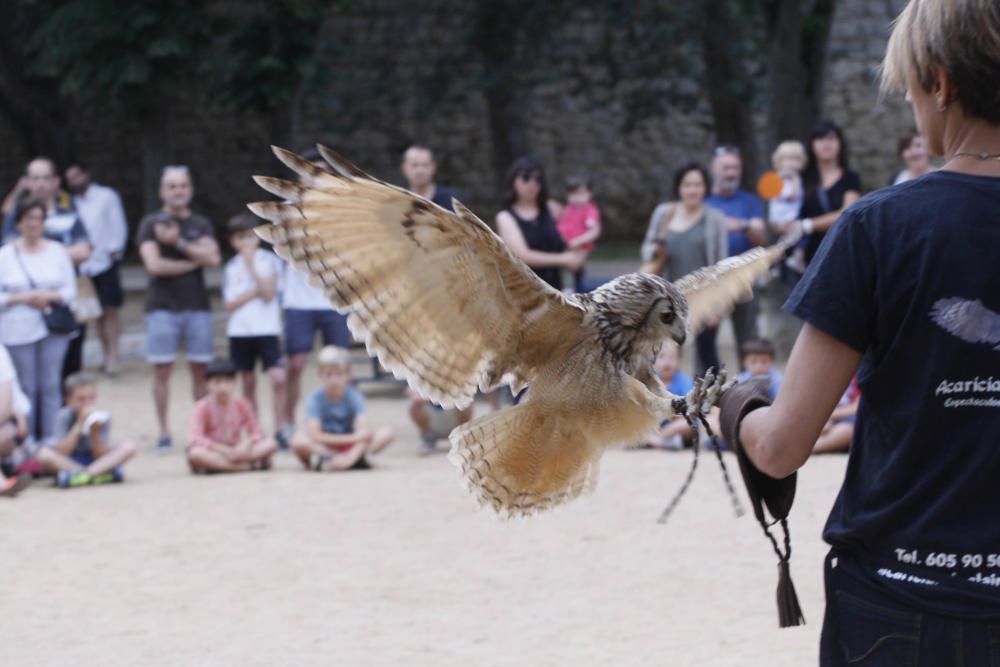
xmin=12 ymin=247 xmax=79 ymax=335
xmin=638 ymin=203 xmax=677 ymax=275
xmin=72 ymin=274 xmax=103 ymax=324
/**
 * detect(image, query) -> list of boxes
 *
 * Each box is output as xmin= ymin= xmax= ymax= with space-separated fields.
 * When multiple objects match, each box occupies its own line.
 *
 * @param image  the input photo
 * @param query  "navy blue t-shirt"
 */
xmin=704 ymin=189 xmax=764 ymax=256
xmin=786 ymin=171 xmax=1000 ymax=617
xmin=430 ymin=186 xmax=459 ymax=213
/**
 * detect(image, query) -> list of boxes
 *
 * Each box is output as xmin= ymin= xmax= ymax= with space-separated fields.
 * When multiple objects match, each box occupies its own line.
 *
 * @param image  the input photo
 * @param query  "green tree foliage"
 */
xmin=30 ymin=0 xmax=215 ymax=119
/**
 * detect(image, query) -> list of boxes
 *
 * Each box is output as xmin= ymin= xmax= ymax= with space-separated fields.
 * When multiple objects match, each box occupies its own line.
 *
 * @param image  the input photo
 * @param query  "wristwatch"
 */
xmin=801 ymin=218 xmax=814 ymax=235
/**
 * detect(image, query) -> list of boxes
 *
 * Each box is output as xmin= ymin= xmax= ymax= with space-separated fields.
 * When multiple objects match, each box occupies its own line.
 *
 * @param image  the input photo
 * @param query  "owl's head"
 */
xmin=591 ymin=273 xmax=689 ymax=360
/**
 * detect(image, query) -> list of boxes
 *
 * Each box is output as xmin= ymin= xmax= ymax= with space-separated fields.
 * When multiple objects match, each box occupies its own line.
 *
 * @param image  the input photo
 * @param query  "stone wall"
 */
xmin=0 ymin=0 xmax=913 ymax=246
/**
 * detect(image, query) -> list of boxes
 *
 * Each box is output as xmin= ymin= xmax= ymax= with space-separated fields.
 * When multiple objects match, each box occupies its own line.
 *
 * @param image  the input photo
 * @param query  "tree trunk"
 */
xmin=140 ymin=109 xmax=173 ymax=211
xmin=0 ymin=9 xmax=77 ymax=168
xmin=700 ymin=0 xmax=762 ymax=181
xmin=763 ymin=0 xmax=838 ymax=149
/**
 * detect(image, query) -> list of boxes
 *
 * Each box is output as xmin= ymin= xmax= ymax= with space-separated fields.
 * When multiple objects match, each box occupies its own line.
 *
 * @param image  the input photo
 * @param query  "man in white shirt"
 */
xmin=65 ymin=163 xmax=128 ymax=376
xmin=223 ymin=213 xmax=287 ymax=442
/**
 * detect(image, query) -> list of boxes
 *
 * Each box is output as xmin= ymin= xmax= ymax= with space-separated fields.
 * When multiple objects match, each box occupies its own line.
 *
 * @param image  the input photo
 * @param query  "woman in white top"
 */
xmin=0 ymin=198 xmax=77 ymax=443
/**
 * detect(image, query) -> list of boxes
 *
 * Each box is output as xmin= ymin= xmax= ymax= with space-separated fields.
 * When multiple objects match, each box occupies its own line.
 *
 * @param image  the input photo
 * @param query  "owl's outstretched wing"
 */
xmin=674 ymin=233 xmax=800 ymax=335
xmin=248 ymin=146 xmax=585 ymax=408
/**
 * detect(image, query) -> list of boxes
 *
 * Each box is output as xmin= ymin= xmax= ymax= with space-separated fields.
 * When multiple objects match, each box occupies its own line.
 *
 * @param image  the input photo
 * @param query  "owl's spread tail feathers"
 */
xmin=447 ymin=402 xmax=602 ymax=518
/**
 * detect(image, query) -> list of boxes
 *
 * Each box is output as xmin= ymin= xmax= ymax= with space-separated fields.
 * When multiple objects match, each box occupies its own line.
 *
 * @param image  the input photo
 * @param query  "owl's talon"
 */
xmin=684 ymin=368 xmax=730 ymax=421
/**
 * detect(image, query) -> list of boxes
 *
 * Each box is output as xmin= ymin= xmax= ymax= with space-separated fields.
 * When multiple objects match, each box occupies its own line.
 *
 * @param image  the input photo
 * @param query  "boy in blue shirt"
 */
xmin=735 ymin=338 xmax=783 ymax=401
xmin=641 ymin=342 xmax=695 ymax=449
xmin=289 ymin=346 xmax=393 ymax=471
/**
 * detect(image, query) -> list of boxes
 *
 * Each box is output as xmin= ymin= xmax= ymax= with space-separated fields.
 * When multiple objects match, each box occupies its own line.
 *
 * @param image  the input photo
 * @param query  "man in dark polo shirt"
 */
xmin=137 ymin=166 xmax=220 ymax=448
xmin=400 ymin=145 xmax=472 ymax=453
xmin=400 ymin=144 xmax=458 ymax=213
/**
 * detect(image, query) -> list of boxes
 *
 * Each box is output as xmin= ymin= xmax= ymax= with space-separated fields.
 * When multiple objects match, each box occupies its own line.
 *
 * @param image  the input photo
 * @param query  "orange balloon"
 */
xmin=757 ymin=171 xmax=784 ymax=200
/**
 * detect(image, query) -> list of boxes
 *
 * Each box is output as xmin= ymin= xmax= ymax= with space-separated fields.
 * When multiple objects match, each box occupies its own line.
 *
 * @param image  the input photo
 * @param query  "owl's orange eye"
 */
xmin=660 ymin=311 xmax=675 ymax=325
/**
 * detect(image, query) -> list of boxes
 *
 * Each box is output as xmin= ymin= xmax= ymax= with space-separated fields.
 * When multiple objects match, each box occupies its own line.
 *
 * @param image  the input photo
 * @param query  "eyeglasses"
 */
xmin=517 ymin=172 xmax=542 ymax=183
xmin=713 ymin=145 xmax=741 ymax=157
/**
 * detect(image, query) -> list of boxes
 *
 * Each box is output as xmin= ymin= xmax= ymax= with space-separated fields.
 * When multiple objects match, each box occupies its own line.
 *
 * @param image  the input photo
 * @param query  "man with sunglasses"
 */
xmin=705 ymin=146 xmax=767 ymax=364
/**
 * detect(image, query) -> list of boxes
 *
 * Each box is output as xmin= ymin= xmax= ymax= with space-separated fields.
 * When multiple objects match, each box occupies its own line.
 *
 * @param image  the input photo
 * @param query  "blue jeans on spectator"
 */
xmin=820 ymin=550 xmax=1000 ymax=666
xmin=8 ymin=334 xmax=71 ymax=442
xmin=145 ymin=310 xmax=214 ymax=364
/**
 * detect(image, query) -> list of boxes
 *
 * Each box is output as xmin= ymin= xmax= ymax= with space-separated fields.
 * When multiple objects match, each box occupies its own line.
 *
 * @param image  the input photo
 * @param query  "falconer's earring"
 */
xmin=937 ymin=97 xmax=948 ymax=112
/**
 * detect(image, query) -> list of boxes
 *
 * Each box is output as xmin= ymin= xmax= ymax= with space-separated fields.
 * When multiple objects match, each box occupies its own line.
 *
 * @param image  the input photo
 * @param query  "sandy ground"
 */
xmin=0 ymin=357 xmax=845 ymax=667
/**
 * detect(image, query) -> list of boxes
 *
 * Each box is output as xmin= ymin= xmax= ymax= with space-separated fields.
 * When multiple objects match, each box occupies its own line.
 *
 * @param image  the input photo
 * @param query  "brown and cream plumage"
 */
xmin=248 ymin=146 xmax=797 ymax=517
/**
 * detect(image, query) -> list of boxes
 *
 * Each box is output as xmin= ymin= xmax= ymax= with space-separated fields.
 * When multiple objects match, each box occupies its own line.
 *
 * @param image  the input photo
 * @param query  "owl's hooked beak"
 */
xmin=672 ymin=330 xmax=687 ymax=346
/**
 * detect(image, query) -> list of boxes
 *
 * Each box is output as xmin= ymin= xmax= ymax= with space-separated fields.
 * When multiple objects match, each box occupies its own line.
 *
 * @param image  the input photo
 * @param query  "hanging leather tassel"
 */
xmin=777 ymin=559 xmax=805 ymax=627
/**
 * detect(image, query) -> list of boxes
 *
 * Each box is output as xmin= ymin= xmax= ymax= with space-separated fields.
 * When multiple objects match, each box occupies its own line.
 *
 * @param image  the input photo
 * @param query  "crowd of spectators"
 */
xmin=0 ymin=125 xmax=924 ymax=493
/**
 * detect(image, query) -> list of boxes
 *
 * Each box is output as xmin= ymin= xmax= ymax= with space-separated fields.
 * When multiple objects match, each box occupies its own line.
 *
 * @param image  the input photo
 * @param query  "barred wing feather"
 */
xmin=675 ymin=233 xmax=800 ymax=336
xmin=248 ymin=146 xmax=585 ymax=409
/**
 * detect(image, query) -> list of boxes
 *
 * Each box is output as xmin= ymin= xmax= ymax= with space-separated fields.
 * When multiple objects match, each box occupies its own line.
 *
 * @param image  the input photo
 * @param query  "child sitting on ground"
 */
xmin=409 ymin=390 xmax=473 ymax=456
xmin=556 ymin=175 xmax=601 ymax=293
xmin=736 ymin=338 xmax=783 ymax=400
xmin=38 ymin=372 xmax=137 ymax=488
xmin=188 ymin=358 xmax=277 ymax=473
xmin=813 ymin=376 xmax=860 ymax=455
xmin=641 ymin=341 xmax=695 ymax=450
xmin=0 ymin=343 xmax=31 ymax=496
xmin=223 ymin=213 xmax=287 ymax=447
xmin=290 ymin=346 xmax=393 ymax=471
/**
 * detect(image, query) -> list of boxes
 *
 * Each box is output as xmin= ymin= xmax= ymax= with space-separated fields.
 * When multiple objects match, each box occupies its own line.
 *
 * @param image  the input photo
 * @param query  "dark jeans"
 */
xmin=695 ymin=326 xmax=720 ymax=377
xmin=820 ymin=551 xmax=1000 ymax=666
xmin=61 ymin=324 xmax=86 ymax=382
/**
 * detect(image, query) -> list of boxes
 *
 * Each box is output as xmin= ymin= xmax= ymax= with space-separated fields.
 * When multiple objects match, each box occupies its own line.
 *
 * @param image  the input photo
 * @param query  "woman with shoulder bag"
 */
xmin=0 ymin=198 xmax=77 ymax=444
xmin=639 ymin=162 xmax=727 ymax=375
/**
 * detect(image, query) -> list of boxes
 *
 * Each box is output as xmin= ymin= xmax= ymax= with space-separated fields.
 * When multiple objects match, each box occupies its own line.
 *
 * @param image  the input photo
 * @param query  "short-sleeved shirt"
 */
xmin=799 ymin=169 xmax=861 ymax=262
xmin=73 ymin=183 xmax=128 ymax=276
xmin=0 ymin=241 xmax=78 ymax=346
xmin=704 ymin=189 xmax=764 ymax=257
xmin=3 ymin=199 xmax=90 ymax=249
xmin=223 ymin=249 xmax=283 ymax=337
xmin=136 ymin=210 xmax=214 ymax=312
xmin=53 ymin=406 xmax=110 ymax=460
xmin=767 ymin=175 xmax=803 ymax=226
xmin=430 ymin=186 xmax=459 ymax=213
xmin=189 ymin=395 xmax=262 ymax=448
xmin=282 ymin=262 xmax=333 ymax=311
xmin=664 ymin=371 xmax=694 ymax=396
xmin=786 ymin=171 xmax=1000 ymax=617
xmin=305 ymin=385 xmax=365 ymax=435
xmin=736 ymin=368 xmax=783 ymax=401
xmin=557 ymin=202 xmax=600 ymax=251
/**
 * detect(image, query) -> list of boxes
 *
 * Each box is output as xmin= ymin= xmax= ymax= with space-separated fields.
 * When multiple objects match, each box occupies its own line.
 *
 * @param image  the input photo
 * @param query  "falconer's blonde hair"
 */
xmin=881 ymin=0 xmax=1000 ymax=124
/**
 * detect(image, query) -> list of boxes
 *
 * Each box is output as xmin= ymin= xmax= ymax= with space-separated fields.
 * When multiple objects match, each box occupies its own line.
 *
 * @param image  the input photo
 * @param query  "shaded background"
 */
xmin=0 ymin=0 xmax=910 ymax=247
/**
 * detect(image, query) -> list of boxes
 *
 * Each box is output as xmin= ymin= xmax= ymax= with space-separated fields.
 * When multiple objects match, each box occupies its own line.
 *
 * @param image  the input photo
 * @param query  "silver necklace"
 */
xmin=951 ymin=151 xmax=1000 ymax=161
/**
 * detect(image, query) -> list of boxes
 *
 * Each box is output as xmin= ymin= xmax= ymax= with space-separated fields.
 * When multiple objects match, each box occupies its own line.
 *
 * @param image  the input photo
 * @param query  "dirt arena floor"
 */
xmin=0 ymin=357 xmax=846 ymax=666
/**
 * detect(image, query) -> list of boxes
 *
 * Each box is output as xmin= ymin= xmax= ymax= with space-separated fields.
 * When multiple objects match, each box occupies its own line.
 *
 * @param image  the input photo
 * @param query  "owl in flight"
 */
xmin=249 ymin=146 xmax=797 ymax=517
